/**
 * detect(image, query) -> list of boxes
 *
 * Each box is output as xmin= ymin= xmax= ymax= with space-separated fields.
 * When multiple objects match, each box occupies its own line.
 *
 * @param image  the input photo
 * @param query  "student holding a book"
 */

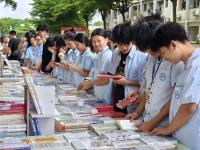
xmin=126 ymin=14 xmax=184 ymax=132
xmin=150 ymin=22 xmax=200 ymax=150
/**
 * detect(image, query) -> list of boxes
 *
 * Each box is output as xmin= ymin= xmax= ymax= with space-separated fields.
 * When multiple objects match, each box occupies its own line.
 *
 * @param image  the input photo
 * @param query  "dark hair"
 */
xmin=105 ymin=29 xmax=112 ymax=41
xmin=151 ymin=22 xmax=188 ymax=52
xmin=74 ymin=33 xmax=90 ymax=47
xmin=9 ymin=30 xmax=16 ymax=35
xmin=91 ymin=28 xmax=107 ymax=38
xmin=133 ymin=13 xmax=164 ymax=52
xmin=112 ymin=22 xmax=132 ymax=44
xmin=64 ymin=31 xmax=76 ymax=41
xmin=0 ymin=36 xmax=6 ymax=43
xmin=54 ymin=35 xmax=66 ymax=50
xmin=36 ymin=24 xmax=48 ymax=32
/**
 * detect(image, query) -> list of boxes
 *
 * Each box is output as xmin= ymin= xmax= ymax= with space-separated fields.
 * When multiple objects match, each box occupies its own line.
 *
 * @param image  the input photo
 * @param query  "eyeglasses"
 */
xmin=35 ymin=38 xmax=42 ymax=41
xmin=2 ymin=41 xmax=8 ymax=43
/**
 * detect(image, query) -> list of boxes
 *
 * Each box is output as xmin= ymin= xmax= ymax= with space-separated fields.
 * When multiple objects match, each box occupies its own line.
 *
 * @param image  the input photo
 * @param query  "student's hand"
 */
xmin=150 ymin=127 xmax=172 ymax=136
xmin=63 ymin=62 xmax=70 ymax=68
xmin=77 ymin=81 xmax=93 ymax=91
xmin=135 ymin=120 xmax=156 ymax=132
xmin=112 ymin=75 xmax=128 ymax=85
xmin=125 ymin=112 xmax=139 ymax=120
xmin=67 ymin=63 xmax=77 ymax=71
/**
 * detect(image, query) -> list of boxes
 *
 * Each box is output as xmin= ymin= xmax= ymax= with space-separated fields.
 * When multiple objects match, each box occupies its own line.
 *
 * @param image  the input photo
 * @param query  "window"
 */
xmin=165 ymin=0 xmax=168 ymax=8
xmin=144 ymin=3 xmax=147 ymax=11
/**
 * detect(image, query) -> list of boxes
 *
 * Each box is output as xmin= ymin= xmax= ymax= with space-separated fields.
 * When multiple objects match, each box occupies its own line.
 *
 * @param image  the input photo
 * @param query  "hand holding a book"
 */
xmin=112 ymin=75 xmax=128 ymax=85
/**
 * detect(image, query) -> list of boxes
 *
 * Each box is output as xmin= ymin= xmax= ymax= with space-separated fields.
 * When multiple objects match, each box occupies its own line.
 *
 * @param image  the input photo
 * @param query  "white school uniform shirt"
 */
xmin=32 ymin=44 xmax=43 ymax=66
xmin=74 ymin=48 xmax=94 ymax=87
xmin=169 ymin=48 xmax=200 ymax=150
xmin=140 ymin=55 xmax=184 ymax=124
xmin=108 ymin=46 xmax=147 ymax=98
xmin=25 ymin=46 xmax=37 ymax=64
xmin=62 ymin=49 xmax=79 ymax=84
xmin=92 ymin=46 xmax=112 ymax=99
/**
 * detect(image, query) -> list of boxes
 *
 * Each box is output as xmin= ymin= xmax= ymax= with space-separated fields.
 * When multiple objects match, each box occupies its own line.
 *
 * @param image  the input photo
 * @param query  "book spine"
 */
xmin=33 ymin=118 xmax=41 ymax=135
xmin=30 ymin=118 xmax=37 ymax=136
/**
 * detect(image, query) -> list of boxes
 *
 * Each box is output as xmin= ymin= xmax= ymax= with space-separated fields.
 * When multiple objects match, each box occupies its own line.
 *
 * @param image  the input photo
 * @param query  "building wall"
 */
xmin=106 ymin=0 xmax=200 ymax=42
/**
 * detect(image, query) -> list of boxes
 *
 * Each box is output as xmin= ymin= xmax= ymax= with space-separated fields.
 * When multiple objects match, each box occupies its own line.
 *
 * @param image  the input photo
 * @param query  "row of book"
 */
xmin=0 ymin=58 xmax=26 ymax=139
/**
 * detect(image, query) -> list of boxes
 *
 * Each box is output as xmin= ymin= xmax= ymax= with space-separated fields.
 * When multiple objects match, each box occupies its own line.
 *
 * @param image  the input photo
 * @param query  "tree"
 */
xmin=112 ymin=0 xmax=132 ymax=22
xmin=170 ymin=0 xmax=177 ymax=22
xmin=0 ymin=0 xmax=17 ymax=9
xmin=31 ymin=0 xmax=85 ymax=33
xmin=0 ymin=18 xmax=34 ymax=36
xmin=94 ymin=0 xmax=113 ymax=29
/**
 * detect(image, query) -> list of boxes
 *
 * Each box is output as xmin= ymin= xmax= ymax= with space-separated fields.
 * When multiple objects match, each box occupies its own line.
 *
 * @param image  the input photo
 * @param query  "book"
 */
xmin=111 ymin=139 xmax=146 ymax=149
xmin=97 ymin=74 xmax=121 ymax=80
xmin=71 ymin=137 xmax=114 ymax=150
xmin=63 ymin=130 xmax=98 ymax=143
xmin=103 ymin=130 xmax=141 ymax=142
xmin=116 ymin=92 xmax=140 ymax=109
xmin=117 ymin=120 xmax=141 ymax=130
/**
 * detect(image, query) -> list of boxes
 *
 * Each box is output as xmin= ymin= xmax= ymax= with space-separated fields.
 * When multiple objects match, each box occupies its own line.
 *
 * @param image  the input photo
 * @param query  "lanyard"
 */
xmin=151 ymin=58 xmax=162 ymax=86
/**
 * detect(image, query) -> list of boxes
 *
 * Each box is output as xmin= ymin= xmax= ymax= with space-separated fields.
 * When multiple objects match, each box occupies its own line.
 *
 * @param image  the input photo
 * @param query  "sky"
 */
xmin=0 ymin=0 xmax=33 ymax=19
xmin=0 ymin=0 xmax=102 ymax=22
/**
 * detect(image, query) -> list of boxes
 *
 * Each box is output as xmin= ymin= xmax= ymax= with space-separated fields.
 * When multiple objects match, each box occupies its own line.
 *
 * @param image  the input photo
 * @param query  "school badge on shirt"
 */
xmin=159 ymin=73 xmax=166 ymax=81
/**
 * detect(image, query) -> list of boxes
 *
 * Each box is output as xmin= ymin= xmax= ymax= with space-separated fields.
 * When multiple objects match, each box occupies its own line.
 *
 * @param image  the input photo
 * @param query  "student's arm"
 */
xmin=136 ymin=99 xmax=171 ymax=132
xmin=45 ymin=60 xmax=54 ymax=71
xmin=113 ymin=75 xmax=140 ymax=86
xmin=31 ymin=65 xmax=41 ymax=71
xmin=125 ymin=96 xmax=146 ymax=120
xmin=151 ymin=103 xmax=197 ymax=136
xmin=68 ymin=63 xmax=89 ymax=77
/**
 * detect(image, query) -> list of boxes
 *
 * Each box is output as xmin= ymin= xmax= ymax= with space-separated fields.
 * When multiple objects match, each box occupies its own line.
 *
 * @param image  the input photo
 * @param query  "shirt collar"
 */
xmin=128 ymin=45 xmax=136 ymax=59
xmin=186 ymin=48 xmax=200 ymax=67
xmin=81 ymin=48 xmax=90 ymax=57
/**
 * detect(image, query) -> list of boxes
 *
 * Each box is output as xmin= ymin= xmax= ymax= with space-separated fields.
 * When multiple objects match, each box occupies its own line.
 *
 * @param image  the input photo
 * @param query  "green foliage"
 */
xmin=0 ymin=0 xmax=17 ymax=10
xmin=31 ymin=0 xmax=85 ymax=34
xmin=0 ymin=18 xmax=35 ymax=36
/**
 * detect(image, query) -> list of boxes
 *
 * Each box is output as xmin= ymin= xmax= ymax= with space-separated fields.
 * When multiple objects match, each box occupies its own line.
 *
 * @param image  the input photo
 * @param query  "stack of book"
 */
xmin=0 ymin=83 xmax=26 ymax=138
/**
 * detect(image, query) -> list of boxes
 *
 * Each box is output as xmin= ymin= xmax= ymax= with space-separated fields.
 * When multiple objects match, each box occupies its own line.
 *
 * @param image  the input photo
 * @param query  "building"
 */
xmin=106 ymin=0 xmax=200 ymax=42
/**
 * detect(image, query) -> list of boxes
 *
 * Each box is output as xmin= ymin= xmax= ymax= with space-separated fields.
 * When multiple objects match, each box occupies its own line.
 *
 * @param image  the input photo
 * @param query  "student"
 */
xmin=31 ymin=34 xmax=43 ymax=71
xmin=7 ymin=30 xmax=20 ymax=60
xmin=62 ymin=31 xmax=79 ymax=85
xmin=149 ymin=22 xmax=200 ymax=150
xmin=25 ymin=35 xmax=37 ymax=67
xmin=41 ymin=37 xmax=57 ymax=74
xmin=0 ymin=36 xmax=9 ymax=56
xmin=51 ymin=35 xmax=65 ymax=80
xmin=126 ymin=14 xmax=184 ymax=132
xmin=36 ymin=24 xmax=49 ymax=43
xmin=107 ymin=22 xmax=147 ymax=114
xmin=68 ymin=33 xmax=94 ymax=87
xmin=77 ymin=28 xmax=112 ymax=100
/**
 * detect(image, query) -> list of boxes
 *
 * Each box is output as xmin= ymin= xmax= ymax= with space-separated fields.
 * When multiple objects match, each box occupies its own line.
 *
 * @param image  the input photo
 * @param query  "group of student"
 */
xmin=1 ymin=13 xmax=199 ymax=149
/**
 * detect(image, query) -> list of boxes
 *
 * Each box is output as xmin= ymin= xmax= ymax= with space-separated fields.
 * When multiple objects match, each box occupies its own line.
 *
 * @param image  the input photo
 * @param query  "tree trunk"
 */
xmin=121 ymin=12 xmax=126 ymax=22
xmin=100 ymin=10 xmax=107 ymax=29
xmin=172 ymin=0 xmax=177 ymax=22
xmin=84 ymin=17 xmax=89 ymax=36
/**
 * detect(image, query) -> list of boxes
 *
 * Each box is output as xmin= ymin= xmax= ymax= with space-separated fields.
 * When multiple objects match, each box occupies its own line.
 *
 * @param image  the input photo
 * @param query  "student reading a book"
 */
xmin=51 ymin=35 xmax=66 ymax=80
xmin=67 ymin=33 xmax=94 ymax=87
xmin=150 ymin=22 xmax=200 ymax=150
xmin=126 ymin=14 xmax=184 ymax=132
xmin=107 ymin=22 xmax=147 ymax=114
xmin=60 ymin=31 xmax=80 ymax=85
xmin=77 ymin=28 xmax=112 ymax=100
xmin=41 ymin=37 xmax=57 ymax=74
